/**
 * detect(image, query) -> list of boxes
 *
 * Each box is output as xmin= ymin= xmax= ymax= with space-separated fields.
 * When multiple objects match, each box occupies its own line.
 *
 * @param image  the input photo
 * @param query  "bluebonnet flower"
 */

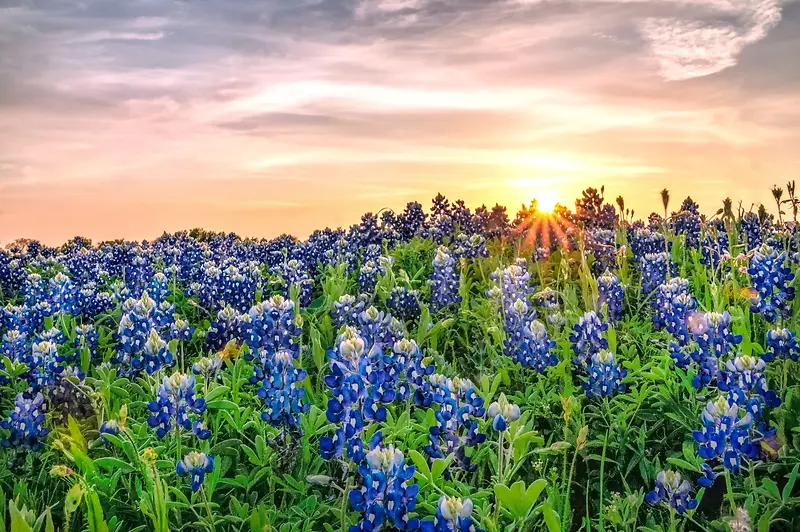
xmin=147 ymin=373 xmax=208 ymax=439
xmin=38 ymin=327 xmax=66 ymax=345
xmin=176 ymin=451 xmax=214 ymax=492
xmin=0 ymin=392 xmax=49 ymax=451
xmin=586 ymin=229 xmax=616 ymax=274
xmin=641 ymin=252 xmax=671 ymax=293
xmin=2 ymin=305 xmax=26 ymax=333
xmin=645 ymin=470 xmax=698 ymax=514
xmin=109 ymin=279 xmax=130 ymax=303
xmin=243 ymin=295 xmax=302 ymax=377
xmin=333 ymin=294 xmax=366 ymax=328
xmin=192 ymin=356 xmax=223 ymax=381
xmin=748 ymin=246 xmax=795 ymax=323
xmin=424 ymin=375 xmax=486 ymax=473
xmin=513 ymin=320 xmax=558 ymax=373
xmin=764 ymin=328 xmax=800 ymax=361
xmin=256 ymin=349 xmax=309 ymax=430
xmin=674 ymin=198 xmax=702 ymax=249
xmin=421 ymin=495 xmax=484 ymax=532
xmin=652 ymin=278 xmax=692 ymax=336
xmin=48 ymin=272 xmax=77 ymax=314
xmin=496 ymin=297 xmax=533 ymax=361
xmin=569 ymin=311 xmax=609 ymax=372
xmin=741 ymin=212 xmax=763 ymax=251
xmin=1 ymin=329 xmax=28 ymax=363
xmin=693 ymin=396 xmax=754 ymax=473
xmin=23 ymin=273 xmax=47 ymax=307
xmin=583 ymin=350 xmax=627 ymax=399
xmin=206 ymin=305 xmax=241 ymax=351
xmin=689 ymin=311 xmax=742 ymax=359
xmin=487 ymin=393 xmax=520 ymax=431
xmin=357 ymin=306 xmax=393 ymax=348
xmin=125 ymin=248 xmax=155 ymax=298
xmin=27 ymin=339 xmax=65 ymax=392
xmin=358 ymin=261 xmax=382 ymax=294
xmin=170 ymin=318 xmax=195 ymax=341
xmin=597 ymin=271 xmax=624 ymax=322
xmin=26 ymin=301 xmax=55 ymax=333
xmin=490 ymin=260 xmax=534 ymax=309
xmin=321 ymin=327 xmax=386 ymax=462
xmin=0 ymin=256 xmax=26 ymax=296
xmin=394 ymin=338 xmax=435 ymax=405
xmin=219 ymin=262 xmax=260 ymax=312
xmin=397 ymin=201 xmax=428 ymax=242
xmin=387 ymin=287 xmax=422 ymax=324
xmin=132 ymin=328 xmax=174 ymax=375
xmin=718 ymin=355 xmax=781 ymax=416
xmin=348 ymin=433 xmax=420 ymax=532
xmin=273 ymin=258 xmax=313 ymax=307
xmin=533 ymin=287 xmax=565 ymax=328
xmin=430 ymin=247 xmax=461 ymax=313
xmin=115 ymin=292 xmax=164 ymax=350
xmin=697 ymin=463 xmax=717 ymax=488
xmin=701 ymin=220 xmax=730 ymax=269
xmin=99 ymin=420 xmax=121 ymax=443
xmin=452 ymin=233 xmax=488 ymax=260
xmin=147 ymin=272 xmax=171 ymax=303
xmin=691 ymin=355 xmax=720 ymax=390
xmin=153 ymin=299 xmax=176 ymax=330
xmin=75 ymin=283 xmax=114 ymax=317
xmin=628 ymin=229 xmax=665 ymax=264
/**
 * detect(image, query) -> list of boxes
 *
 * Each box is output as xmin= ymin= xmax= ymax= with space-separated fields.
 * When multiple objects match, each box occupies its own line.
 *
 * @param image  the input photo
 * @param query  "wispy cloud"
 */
xmin=638 ymin=0 xmax=782 ymax=80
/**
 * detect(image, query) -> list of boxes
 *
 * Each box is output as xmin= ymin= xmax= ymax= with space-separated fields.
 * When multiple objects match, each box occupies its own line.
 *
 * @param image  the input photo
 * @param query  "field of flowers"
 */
xmin=1 ymin=185 xmax=800 ymax=532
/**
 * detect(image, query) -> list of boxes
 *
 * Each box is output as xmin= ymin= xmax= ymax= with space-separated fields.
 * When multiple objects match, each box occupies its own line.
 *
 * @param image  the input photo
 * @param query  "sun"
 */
xmin=534 ymin=190 xmax=559 ymax=213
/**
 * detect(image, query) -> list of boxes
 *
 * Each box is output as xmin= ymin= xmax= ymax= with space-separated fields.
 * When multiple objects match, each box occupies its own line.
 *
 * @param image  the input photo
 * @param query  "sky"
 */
xmin=1 ymin=0 xmax=798 ymax=245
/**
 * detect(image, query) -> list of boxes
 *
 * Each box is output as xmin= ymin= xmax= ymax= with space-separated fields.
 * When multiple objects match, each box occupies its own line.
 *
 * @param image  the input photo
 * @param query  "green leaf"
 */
xmin=431 ymin=454 xmax=454 ymax=480
xmin=9 ymin=500 xmax=32 ymax=532
xmin=44 ymin=508 xmax=54 ymax=532
xmin=494 ymin=480 xmax=547 ymax=520
xmin=94 ymin=458 xmax=136 ymax=473
xmin=543 ymin=504 xmax=561 ymax=532
xmin=86 ymin=491 xmax=110 ymax=532
xmin=783 ymin=464 xmax=799 ymax=502
xmin=206 ymin=400 xmax=238 ymax=411
xmin=758 ymin=514 xmax=771 ymax=532
xmin=205 ymin=386 xmax=230 ymax=403
xmin=210 ymin=438 xmax=243 ymax=458
xmin=761 ymin=478 xmax=781 ymax=501
xmin=607 ymin=324 xmax=617 ymax=354
xmin=65 ymin=483 xmax=85 ymax=516
xmin=666 ymin=458 xmax=699 ymax=473
xmin=67 ymin=415 xmax=87 ymax=452
xmin=408 ymin=450 xmax=431 ymax=480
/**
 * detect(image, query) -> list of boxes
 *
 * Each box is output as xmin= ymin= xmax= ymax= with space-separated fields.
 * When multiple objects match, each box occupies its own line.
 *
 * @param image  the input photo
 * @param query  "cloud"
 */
xmin=65 ymin=30 xmax=165 ymax=43
xmin=637 ymin=0 xmax=782 ymax=80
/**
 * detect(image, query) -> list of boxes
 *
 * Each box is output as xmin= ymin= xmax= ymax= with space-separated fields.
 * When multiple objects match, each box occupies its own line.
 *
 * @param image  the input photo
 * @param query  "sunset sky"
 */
xmin=1 ymin=0 xmax=798 ymax=245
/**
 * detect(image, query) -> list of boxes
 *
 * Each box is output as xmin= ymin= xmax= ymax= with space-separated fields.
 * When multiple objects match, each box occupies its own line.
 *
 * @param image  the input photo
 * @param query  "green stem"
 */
xmin=341 ymin=477 xmax=352 ymax=532
xmin=598 ymin=428 xmax=610 ymax=532
xmin=562 ymin=447 xmax=579 ymax=531
xmin=783 ymin=358 xmax=790 ymax=395
xmin=724 ymin=469 xmax=737 ymax=516
xmin=201 ymin=486 xmax=216 ymax=532
xmin=176 ymin=428 xmax=182 ymax=466
xmin=497 ymin=431 xmax=505 ymax=484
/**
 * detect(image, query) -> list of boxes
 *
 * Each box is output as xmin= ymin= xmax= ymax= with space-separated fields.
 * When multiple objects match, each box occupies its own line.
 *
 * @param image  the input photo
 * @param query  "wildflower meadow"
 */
xmin=2 ymin=185 xmax=800 ymax=532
